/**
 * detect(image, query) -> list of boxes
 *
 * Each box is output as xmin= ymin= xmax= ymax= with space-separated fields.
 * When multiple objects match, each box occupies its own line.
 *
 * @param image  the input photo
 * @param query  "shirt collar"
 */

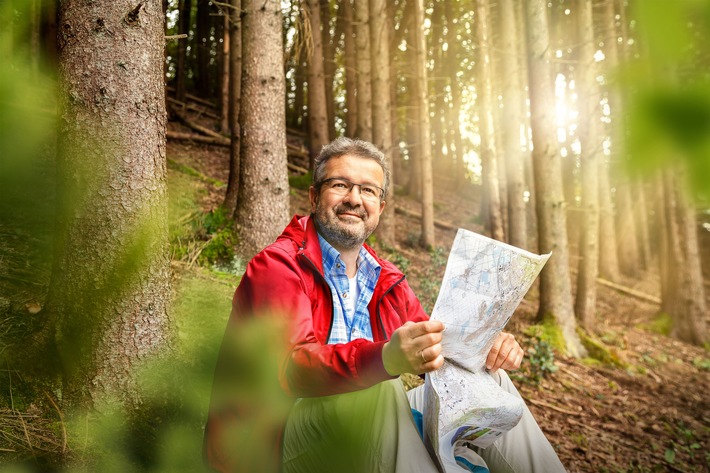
xmin=317 ymin=233 xmax=381 ymax=278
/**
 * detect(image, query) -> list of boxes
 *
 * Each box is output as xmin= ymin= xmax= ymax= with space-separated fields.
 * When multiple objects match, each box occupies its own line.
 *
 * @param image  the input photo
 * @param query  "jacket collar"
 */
xmin=277 ymin=214 xmax=404 ymax=286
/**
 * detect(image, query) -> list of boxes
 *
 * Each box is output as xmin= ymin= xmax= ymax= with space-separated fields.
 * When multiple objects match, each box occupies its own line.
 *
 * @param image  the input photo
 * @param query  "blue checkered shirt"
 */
xmin=318 ymin=234 xmax=381 ymax=344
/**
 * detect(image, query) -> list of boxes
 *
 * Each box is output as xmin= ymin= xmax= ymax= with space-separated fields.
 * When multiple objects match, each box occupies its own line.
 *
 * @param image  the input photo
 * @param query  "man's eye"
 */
xmin=361 ymin=186 xmax=377 ymax=196
xmin=332 ymin=181 xmax=348 ymax=189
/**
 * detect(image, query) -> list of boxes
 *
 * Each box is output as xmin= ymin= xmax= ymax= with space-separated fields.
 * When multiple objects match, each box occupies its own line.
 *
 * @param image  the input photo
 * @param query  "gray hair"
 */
xmin=312 ymin=137 xmax=390 ymax=198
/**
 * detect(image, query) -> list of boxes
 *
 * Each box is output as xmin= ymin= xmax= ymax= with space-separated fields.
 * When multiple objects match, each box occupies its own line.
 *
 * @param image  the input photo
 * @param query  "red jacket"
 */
xmin=204 ymin=215 xmax=429 ymax=471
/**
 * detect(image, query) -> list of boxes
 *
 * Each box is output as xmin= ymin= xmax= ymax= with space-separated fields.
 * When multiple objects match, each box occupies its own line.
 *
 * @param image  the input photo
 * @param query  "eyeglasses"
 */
xmin=317 ymin=177 xmax=385 ymax=202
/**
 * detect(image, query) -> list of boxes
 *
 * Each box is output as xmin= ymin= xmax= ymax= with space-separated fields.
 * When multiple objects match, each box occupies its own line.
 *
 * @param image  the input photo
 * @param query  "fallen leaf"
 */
xmin=26 ymin=302 xmax=42 ymax=314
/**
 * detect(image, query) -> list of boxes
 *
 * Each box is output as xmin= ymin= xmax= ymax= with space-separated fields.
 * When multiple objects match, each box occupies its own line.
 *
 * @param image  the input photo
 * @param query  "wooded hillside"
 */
xmin=0 ymin=0 xmax=708 ymax=471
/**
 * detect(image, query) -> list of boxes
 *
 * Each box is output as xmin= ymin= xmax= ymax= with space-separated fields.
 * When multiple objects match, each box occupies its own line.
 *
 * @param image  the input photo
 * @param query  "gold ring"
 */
xmin=420 ymin=350 xmax=427 ymax=364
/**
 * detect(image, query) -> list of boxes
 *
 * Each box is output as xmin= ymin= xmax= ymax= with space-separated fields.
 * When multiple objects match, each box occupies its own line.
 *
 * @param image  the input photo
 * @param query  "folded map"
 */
xmin=422 ymin=229 xmax=550 ymax=466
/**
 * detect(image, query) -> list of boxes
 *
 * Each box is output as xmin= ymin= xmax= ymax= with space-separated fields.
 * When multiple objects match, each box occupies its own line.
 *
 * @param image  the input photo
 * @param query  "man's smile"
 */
xmin=336 ymin=210 xmax=365 ymax=220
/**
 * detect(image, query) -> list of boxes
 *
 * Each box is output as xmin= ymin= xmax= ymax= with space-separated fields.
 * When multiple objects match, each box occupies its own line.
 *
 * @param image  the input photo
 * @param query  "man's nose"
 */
xmin=342 ymin=184 xmax=364 ymax=205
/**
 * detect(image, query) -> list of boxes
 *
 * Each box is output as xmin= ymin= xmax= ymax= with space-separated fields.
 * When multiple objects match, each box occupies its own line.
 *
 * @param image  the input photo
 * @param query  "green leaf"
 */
xmin=664 ymin=448 xmax=676 ymax=463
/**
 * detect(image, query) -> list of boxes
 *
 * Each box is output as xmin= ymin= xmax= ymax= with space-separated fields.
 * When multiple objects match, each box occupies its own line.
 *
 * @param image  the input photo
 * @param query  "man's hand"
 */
xmin=486 ymin=332 xmax=524 ymax=373
xmin=382 ymin=321 xmax=445 ymax=376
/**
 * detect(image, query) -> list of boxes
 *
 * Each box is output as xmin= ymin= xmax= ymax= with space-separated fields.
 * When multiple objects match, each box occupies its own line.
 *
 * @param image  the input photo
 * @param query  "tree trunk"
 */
xmin=341 ymin=0 xmax=357 ymax=138
xmin=617 ymin=0 xmax=651 ymax=270
xmin=320 ymin=0 xmax=336 ymax=141
xmin=195 ymin=0 xmax=212 ymax=97
xmin=660 ymin=170 xmax=707 ymax=345
xmin=634 ymin=180 xmax=652 ymax=269
xmin=293 ymin=57 xmax=306 ymax=129
xmin=305 ymin=0 xmax=329 ymax=164
xmin=475 ymin=0 xmax=504 ymax=243
xmin=370 ymin=0 xmax=395 ymax=246
xmin=406 ymin=72 xmax=422 ymax=199
xmin=603 ymin=0 xmax=639 ymax=277
xmin=223 ymin=0 xmax=242 ymax=215
xmin=235 ymin=0 xmax=290 ymax=260
xmin=525 ymin=0 xmax=585 ymax=358
xmin=175 ymin=0 xmax=192 ymax=102
xmin=429 ymin=0 xmax=445 ymax=174
xmin=516 ymin=0 xmax=536 ymax=249
xmin=388 ymin=1 xmax=402 ymax=185
xmin=404 ymin=0 xmax=420 ymax=198
xmin=413 ymin=0 xmax=434 ymax=249
xmin=498 ymin=0 xmax=527 ymax=249
xmin=443 ymin=1 xmax=466 ymax=190
xmin=354 ymin=0 xmax=372 ymax=141
xmin=573 ymin=0 xmax=601 ymax=331
xmin=598 ymin=157 xmax=621 ymax=281
xmin=598 ymin=0 xmax=622 ymax=282
xmin=217 ymin=10 xmax=230 ymax=134
xmin=53 ymin=0 xmax=171 ymax=408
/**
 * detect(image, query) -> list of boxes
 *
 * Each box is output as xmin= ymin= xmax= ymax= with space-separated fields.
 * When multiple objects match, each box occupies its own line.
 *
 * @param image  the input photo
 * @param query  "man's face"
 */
xmin=309 ymin=155 xmax=386 ymax=251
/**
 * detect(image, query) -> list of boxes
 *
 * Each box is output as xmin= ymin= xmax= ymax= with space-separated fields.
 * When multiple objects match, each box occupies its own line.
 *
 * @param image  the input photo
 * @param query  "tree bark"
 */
xmin=413 ymin=0 xmax=434 ymax=249
xmin=660 ymin=170 xmax=707 ymax=345
xmin=354 ymin=0 xmax=372 ymax=141
xmin=305 ymin=0 xmax=329 ymax=164
xmin=320 ymin=0 xmax=336 ymax=141
xmin=429 ymin=0 xmax=445 ymax=174
xmin=341 ymin=0 xmax=357 ymax=138
xmin=617 ymin=0 xmax=651 ymax=270
xmin=596 ymin=0 xmax=623 ymax=281
xmin=387 ymin=0 xmax=402 ymax=185
xmin=235 ymin=0 xmax=290 ymax=260
xmin=573 ymin=0 xmax=601 ymax=331
xmin=498 ymin=0 xmax=528 ymax=249
xmin=525 ymin=0 xmax=585 ymax=357
xmin=370 ymin=0 xmax=395 ymax=246
xmin=604 ymin=0 xmax=639 ymax=276
xmin=443 ymin=0 xmax=466 ymax=190
xmin=475 ymin=0 xmax=504 ymax=243
xmin=217 ymin=10 xmax=230 ymax=134
xmin=52 ymin=0 xmax=171 ymax=408
xmin=223 ymin=0 xmax=242 ymax=215
xmin=598 ymin=158 xmax=621 ymax=281
xmin=292 ymin=56 xmax=306 ymax=130
xmin=195 ymin=0 xmax=212 ymax=97
xmin=406 ymin=72 xmax=422 ymax=199
xmin=175 ymin=0 xmax=192 ymax=103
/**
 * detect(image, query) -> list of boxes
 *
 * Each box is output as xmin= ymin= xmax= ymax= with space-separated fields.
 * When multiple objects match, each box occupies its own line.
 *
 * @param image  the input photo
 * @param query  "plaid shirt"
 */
xmin=318 ymin=234 xmax=381 ymax=344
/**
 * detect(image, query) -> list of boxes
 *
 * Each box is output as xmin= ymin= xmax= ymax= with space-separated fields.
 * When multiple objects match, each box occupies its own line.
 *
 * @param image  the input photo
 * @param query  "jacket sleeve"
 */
xmin=233 ymin=244 xmax=396 ymax=398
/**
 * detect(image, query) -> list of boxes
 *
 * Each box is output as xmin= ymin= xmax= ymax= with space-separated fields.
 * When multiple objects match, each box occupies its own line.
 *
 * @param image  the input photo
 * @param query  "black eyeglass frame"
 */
xmin=315 ymin=177 xmax=386 ymax=201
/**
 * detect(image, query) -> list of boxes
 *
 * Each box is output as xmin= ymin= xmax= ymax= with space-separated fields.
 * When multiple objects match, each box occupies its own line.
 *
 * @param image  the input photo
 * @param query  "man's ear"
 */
xmin=378 ymin=199 xmax=386 ymax=215
xmin=309 ymin=186 xmax=318 ymax=213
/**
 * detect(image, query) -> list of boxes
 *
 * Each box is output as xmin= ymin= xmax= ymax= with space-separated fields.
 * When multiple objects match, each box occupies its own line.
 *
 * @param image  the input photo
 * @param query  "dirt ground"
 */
xmin=171 ymin=134 xmax=710 ymax=473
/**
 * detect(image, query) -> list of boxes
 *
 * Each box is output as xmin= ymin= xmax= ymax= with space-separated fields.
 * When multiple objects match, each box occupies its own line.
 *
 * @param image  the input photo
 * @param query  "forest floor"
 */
xmin=168 ymin=126 xmax=710 ymax=473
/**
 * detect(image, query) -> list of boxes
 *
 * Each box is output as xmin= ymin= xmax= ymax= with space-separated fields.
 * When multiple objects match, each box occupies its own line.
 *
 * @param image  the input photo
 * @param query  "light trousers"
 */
xmin=282 ymin=371 xmax=567 ymax=473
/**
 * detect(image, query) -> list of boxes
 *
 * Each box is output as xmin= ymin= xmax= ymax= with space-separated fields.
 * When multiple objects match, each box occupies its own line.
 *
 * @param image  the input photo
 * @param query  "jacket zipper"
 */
xmin=299 ymin=252 xmax=336 ymax=343
xmin=375 ymin=274 xmax=406 ymax=342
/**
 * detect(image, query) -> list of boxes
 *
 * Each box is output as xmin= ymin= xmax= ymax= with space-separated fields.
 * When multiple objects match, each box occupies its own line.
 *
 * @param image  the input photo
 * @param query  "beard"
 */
xmin=313 ymin=200 xmax=378 ymax=250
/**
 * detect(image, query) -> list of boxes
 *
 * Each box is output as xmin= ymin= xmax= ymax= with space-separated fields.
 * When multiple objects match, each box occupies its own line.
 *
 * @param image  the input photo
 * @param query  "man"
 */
xmin=204 ymin=138 xmax=566 ymax=472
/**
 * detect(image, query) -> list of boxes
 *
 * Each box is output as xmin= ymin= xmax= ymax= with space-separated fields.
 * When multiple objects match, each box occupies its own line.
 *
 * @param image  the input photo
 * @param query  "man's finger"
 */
xmin=486 ymin=339 xmax=503 ymax=370
xmin=492 ymin=342 xmax=515 ymax=370
xmin=407 ymin=320 xmax=445 ymax=338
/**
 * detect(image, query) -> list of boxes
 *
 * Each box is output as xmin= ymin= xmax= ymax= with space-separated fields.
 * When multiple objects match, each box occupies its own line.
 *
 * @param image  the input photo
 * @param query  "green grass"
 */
xmin=168 ymin=168 xmax=204 ymax=242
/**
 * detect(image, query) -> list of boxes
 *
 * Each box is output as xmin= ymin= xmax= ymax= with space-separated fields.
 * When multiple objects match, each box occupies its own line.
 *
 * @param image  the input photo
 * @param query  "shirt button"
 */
xmin=343 ymin=292 xmax=349 ymax=298
xmin=336 ymin=263 xmax=341 ymax=268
